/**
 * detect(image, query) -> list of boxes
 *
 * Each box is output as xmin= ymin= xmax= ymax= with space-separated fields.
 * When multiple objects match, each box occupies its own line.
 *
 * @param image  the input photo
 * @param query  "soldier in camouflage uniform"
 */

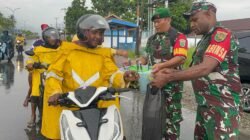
xmin=142 ymin=8 xmax=188 ymax=140
xmin=151 ymin=1 xmax=242 ymax=140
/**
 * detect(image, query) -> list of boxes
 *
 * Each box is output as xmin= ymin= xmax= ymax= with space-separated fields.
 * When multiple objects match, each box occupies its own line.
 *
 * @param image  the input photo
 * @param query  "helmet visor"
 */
xmin=78 ymin=15 xmax=110 ymax=30
xmin=43 ymin=28 xmax=60 ymax=40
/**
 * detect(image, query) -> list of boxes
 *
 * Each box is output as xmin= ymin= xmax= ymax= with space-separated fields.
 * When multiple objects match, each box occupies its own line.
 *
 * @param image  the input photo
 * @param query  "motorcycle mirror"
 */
xmin=25 ymin=50 xmax=35 ymax=56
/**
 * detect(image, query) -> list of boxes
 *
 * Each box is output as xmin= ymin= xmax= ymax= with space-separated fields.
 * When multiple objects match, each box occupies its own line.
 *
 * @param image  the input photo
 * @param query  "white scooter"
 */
xmin=58 ymin=86 xmax=129 ymax=140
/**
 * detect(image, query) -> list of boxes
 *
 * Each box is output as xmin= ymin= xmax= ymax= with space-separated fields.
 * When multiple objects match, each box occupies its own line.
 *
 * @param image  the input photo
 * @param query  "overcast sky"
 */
xmin=0 ymin=0 xmax=250 ymax=33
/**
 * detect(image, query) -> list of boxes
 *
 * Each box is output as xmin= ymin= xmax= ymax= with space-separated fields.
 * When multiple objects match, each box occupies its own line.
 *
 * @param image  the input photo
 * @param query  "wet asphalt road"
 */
xmin=0 ymin=40 xmax=249 ymax=140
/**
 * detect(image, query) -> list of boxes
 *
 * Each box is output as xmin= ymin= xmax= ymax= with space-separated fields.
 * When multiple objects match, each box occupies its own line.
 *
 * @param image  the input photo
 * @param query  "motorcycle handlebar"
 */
xmin=115 ymin=88 xmax=130 ymax=93
xmin=107 ymin=87 xmax=130 ymax=95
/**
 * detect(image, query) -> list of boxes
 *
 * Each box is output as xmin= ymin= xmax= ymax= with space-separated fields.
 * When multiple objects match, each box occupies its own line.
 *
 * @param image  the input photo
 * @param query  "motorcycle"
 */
xmin=0 ymin=41 xmax=14 ymax=62
xmin=4 ymin=39 xmax=14 ymax=61
xmin=0 ymin=42 xmax=7 ymax=61
xmin=57 ymin=86 xmax=129 ymax=140
xmin=16 ymin=40 xmax=24 ymax=55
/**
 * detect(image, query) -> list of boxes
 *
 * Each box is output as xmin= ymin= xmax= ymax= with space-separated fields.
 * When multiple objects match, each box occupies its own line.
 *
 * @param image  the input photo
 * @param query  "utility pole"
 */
xmin=55 ymin=17 xmax=59 ymax=29
xmin=61 ymin=8 xmax=67 ymax=40
xmin=135 ymin=0 xmax=141 ymax=56
xmin=5 ymin=7 xmax=20 ymax=32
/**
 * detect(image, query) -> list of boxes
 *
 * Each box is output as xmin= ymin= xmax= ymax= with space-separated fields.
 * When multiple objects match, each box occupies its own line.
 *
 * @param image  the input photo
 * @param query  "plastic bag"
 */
xmin=142 ymin=85 xmax=166 ymax=140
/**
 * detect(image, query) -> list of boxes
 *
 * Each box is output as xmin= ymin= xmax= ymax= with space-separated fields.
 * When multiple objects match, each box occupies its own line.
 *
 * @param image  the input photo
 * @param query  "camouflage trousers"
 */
xmin=194 ymin=105 xmax=240 ymax=140
xmin=163 ymin=86 xmax=183 ymax=140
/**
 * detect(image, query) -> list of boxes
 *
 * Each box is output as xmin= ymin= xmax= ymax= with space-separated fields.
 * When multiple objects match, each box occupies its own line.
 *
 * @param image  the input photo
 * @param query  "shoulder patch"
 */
xmin=179 ymin=39 xmax=186 ymax=47
xmin=214 ymin=31 xmax=228 ymax=42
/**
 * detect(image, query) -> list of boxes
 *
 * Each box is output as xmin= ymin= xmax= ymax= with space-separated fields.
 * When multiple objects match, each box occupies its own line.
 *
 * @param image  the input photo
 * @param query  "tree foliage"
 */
xmin=169 ymin=0 xmax=193 ymax=33
xmin=64 ymin=0 xmax=94 ymax=34
xmin=0 ymin=12 xmax=15 ymax=32
xmin=64 ymin=0 xmax=193 ymax=34
xmin=91 ymin=0 xmax=136 ymax=21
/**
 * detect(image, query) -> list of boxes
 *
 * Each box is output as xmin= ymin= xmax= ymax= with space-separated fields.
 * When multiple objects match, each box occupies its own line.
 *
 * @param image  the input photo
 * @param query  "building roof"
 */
xmin=105 ymin=14 xmax=137 ymax=29
xmin=220 ymin=18 xmax=250 ymax=32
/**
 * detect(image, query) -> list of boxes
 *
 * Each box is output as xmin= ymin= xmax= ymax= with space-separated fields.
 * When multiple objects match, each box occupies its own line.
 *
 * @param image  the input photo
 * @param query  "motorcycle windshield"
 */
xmin=74 ymin=86 xmax=97 ymax=104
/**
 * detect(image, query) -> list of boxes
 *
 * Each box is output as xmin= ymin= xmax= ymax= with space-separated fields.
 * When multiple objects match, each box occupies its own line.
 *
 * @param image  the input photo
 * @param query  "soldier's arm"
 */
xmin=155 ymin=34 xmax=188 ymax=69
xmin=164 ymin=56 xmax=219 ymax=81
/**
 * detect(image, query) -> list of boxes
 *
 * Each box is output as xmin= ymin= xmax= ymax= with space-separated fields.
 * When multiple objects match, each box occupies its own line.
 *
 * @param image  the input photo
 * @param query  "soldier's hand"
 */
xmin=48 ymin=93 xmax=61 ymax=106
xmin=124 ymin=70 xmax=140 ymax=82
xmin=152 ymin=63 xmax=163 ymax=74
xmin=151 ymin=70 xmax=171 ymax=88
xmin=161 ymin=68 xmax=178 ymax=74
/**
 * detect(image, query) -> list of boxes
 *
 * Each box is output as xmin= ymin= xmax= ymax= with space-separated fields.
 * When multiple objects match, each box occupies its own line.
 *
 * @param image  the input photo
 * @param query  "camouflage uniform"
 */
xmin=146 ymin=27 xmax=188 ymax=139
xmin=191 ymin=26 xmax=242 ymax=140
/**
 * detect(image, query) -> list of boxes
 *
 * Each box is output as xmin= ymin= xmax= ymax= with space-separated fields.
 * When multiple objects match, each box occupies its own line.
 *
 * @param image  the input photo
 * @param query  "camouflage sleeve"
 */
xmin=173 ymin=33 xmax=188 ymax=58
xmin=205 ymin=28 xmax=231 ymax=62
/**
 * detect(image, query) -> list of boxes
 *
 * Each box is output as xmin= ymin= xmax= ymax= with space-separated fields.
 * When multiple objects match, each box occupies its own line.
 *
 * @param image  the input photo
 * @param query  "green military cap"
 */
xmin=151 ymin=8 xmax=171 ymax=21
xmin=183 ymin=1 xmax=217 ymax=19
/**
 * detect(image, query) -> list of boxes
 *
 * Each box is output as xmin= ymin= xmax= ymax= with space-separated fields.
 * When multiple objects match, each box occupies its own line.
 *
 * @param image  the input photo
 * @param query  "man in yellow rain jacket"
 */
xmin=15 ymin=33 xmax=25 ymax=46
xmin=41 ymin=14 xmax=139 ymax=139
xmin=24 ymin=27 xmax=62 ymax=127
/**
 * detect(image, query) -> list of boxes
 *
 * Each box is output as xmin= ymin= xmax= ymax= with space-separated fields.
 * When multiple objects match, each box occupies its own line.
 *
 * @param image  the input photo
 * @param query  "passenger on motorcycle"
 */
xmin=41 ymin=14 xmax=139 ymax=139
xmin=24 ymin=27 xmax=61 ymax=128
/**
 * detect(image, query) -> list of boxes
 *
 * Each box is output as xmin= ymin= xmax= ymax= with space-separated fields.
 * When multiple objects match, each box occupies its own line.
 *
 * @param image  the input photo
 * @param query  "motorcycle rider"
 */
xmin=41 ymin=14 xmax=139 ymax=139
xmin=15 ymin=33 xmax=25 ymax=55
xmin=24 ymin=27 xmax=61 ymax=128
xmin=0 ymin=30 xmax=14 ymax=61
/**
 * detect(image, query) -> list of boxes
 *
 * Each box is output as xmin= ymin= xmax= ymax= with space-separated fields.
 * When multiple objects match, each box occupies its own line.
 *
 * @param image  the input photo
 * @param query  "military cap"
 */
xmin=151 ymin=8 xmax=171 ymax=21
xmin=183 ymin=1 xmax=217 ymax=19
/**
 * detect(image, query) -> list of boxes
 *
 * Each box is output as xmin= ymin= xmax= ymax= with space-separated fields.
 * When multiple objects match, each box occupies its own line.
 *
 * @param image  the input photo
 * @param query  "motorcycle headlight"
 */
xmin=112 ymin=110 xmax=121 ymax=139
xmin=61 ymin=114 xmax=74 ymax=140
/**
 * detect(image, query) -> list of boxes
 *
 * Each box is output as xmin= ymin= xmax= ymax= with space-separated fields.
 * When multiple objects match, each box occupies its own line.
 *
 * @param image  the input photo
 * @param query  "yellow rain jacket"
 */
xmin=41 ymin=42 xmax=125 ymax=139
xmin=26 ymin=46 xmax=60 ymax=97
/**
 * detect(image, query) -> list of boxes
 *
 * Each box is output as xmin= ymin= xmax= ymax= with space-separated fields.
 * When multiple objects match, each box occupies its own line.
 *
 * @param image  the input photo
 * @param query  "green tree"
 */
xmin=64 ymin=0 xmax=94 ymax=34
xmin=169 ymin=0 xmax=193 ymax=33
xmin=0 ymin=12 xmax=15 ymax=32
xmin=91 ymin=0 xmax=137 ymax=22
xmin=19 ymin=29 xmax=38 ymax=39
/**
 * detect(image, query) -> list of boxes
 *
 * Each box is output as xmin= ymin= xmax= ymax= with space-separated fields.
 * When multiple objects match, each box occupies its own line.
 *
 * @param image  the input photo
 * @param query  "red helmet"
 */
xmin=41 ymin=24 xmax=49 ymax=31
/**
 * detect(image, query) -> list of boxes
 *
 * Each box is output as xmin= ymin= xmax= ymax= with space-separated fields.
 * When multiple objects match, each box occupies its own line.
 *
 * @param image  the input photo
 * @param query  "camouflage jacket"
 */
xmin=192 ymin=26 xmax=242 ymax=108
